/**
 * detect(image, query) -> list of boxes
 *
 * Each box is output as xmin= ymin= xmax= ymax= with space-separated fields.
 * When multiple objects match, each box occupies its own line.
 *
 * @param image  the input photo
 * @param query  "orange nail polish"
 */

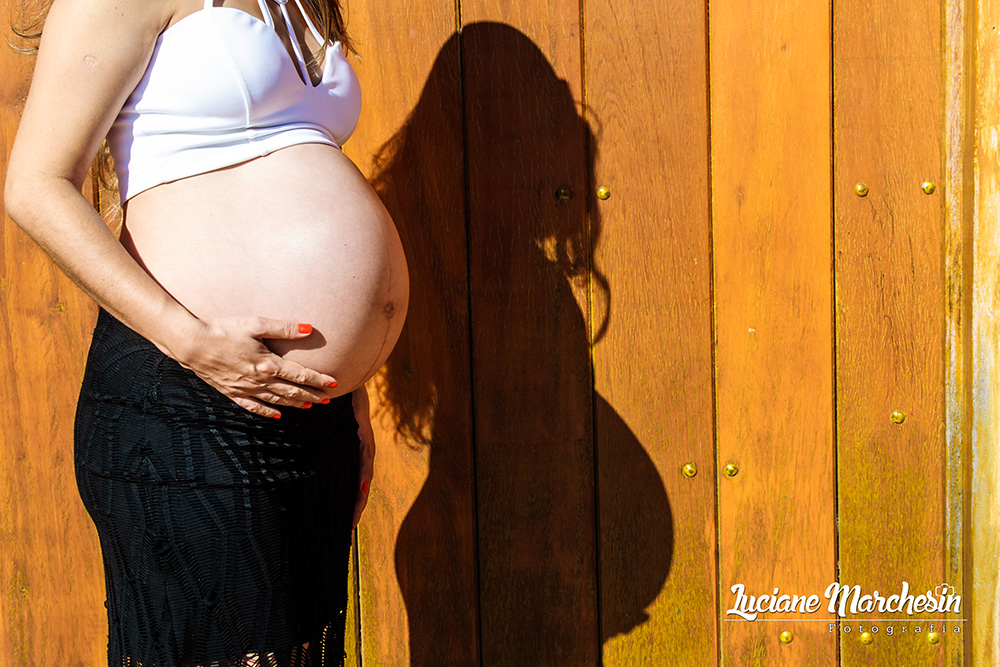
xmin=298 ymin=323 xmax=312 ymax=334
xmin=328 ymin=381 xmax=338 ymax=388
xmin=272 ymin=413 xmax=281 ymax=419
xmin=302 ymin=402 xmax=312 ymax=409
xmin=321 ymin=398 xmax=330 ymax=404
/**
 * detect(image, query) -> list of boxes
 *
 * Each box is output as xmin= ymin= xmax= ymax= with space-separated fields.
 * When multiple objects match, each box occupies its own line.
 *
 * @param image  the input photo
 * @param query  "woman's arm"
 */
xmin=4 ymin=0 xmax=337 ymax=418
xmin=351 ymin=385 xmax=375 ymax=529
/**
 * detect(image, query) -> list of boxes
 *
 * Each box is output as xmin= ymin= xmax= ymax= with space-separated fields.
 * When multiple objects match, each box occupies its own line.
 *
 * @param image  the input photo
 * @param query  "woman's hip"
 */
xmin=74 ymin=308 xmax=361 ymax=489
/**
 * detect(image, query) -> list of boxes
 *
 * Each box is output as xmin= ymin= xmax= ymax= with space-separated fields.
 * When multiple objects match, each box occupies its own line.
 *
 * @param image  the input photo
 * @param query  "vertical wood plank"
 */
xmin=834 ymin=0 xmax=948 ymax=663
xmin=344 ymin=541 xmax=359 ymax=667
xmin=584 ymin=1 xmax=717 ymax=665
xmin=711 ymin=0 xmax=837 ymax=664
xmin=0 ymin=7 xmax=106 ymax=664
xmin=343 ymin=2 xmax=479 ymax=665
xmin=971 ymin=0 xmax=1000 ymax=662
xmin=943 ymin=0 xmax=972 ymax=664
xmin=458 ymin=5 xmax=597 ymax=664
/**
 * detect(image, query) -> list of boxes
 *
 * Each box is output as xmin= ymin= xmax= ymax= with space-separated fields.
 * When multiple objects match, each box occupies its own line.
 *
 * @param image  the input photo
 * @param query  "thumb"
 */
xmin=244 ymin=316 xmax=314 ymax=340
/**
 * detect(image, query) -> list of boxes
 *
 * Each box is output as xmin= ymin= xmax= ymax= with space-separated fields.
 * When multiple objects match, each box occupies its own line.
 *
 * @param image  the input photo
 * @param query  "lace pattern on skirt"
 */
xmin=75 ymin=308 xmax=359 ymax=667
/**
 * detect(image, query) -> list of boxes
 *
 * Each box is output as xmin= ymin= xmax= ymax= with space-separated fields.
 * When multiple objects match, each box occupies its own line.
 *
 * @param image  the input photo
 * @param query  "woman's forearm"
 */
xmin=351 ymin=384 xmax=371 ymax=421
xmin=4 ymin=173 xmax=202 ymax=362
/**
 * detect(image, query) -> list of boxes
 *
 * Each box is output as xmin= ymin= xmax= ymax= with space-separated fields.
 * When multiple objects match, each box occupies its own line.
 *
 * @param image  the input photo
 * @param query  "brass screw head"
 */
xmin=723 ymin=463 xmax=739 ymax=478
xmin=779 ymin=630 xmax=793 ymax=644
xmin=855 ymin=182 xmax=869 ymax=197
xmin=922 ymin=181 xmax=936 ymax=194
xmin=891 ymin=410 xmax=906 ymax=424
xmin=682 ymin=463 xmax=697 ymax=478
xmin=597 ymin=186 xmax=611 ymax=200
xmin=860 ymin=631 xmax=874 ymax=645
xmin=555 ymin=186 xmax=571 ymax=202
xmin=927 ymin=631 xmax=941 ymax=645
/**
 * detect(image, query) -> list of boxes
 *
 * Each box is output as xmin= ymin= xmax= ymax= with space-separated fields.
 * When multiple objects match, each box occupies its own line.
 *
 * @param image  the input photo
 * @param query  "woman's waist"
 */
xmin=75 ymin=309 xmax=360 ymax=487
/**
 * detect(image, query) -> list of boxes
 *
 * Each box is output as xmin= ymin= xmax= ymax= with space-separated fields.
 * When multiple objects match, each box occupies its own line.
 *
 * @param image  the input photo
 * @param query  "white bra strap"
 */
xmin=273 ymin=0 xmax=312 ymax=85
xmin=292 ymin=0 xmax=325 ymax=45
xmin=204 ymin=0 xmax=215 ymax=10
xmin=255 ymin=0 xmax=275 ymax=28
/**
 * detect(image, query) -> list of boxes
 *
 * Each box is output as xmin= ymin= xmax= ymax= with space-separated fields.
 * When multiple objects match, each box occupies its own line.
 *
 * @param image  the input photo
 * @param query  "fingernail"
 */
xmin=329 ymin=381 xmax=338 ymax=388
xmin=361 ymin=480 xmax=370 ymax=494
xmin=302 ymin=402 xmax=312 ymax=409
xmin=298 ymin=323 xmax=312 ymax=334
xmin=321 ymin=398 xmax=330 ymax=404
xmin=272 ymin=413 xmax=281 ymax=419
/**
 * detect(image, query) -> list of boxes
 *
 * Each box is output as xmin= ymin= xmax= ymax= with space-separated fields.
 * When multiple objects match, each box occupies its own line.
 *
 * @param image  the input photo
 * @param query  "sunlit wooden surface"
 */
xmin=1 ymin=0 xmax=997 ymax=664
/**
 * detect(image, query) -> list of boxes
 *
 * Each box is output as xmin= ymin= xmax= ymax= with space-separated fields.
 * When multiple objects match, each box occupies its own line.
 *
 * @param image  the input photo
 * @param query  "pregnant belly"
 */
xmin=121 ymin=144 xmax=409 ymax=393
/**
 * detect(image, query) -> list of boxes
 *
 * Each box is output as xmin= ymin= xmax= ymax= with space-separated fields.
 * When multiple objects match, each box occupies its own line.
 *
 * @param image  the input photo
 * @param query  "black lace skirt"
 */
xmin=74 ymin=308 xmax=359 ymax=666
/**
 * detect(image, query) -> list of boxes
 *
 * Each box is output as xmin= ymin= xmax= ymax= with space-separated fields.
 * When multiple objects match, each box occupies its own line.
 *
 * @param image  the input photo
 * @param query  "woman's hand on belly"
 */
xmin=175 ymin=315 xmax=339 ymax=419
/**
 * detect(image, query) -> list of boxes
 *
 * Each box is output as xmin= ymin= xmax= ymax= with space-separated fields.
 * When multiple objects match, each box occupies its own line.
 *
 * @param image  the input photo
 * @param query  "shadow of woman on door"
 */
xmin=368 ymin=22 xmax=673 ymax=665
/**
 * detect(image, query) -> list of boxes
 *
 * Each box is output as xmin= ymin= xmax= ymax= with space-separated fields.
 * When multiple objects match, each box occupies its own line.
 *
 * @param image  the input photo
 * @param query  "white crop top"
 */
xmin=107 ymin=0 xmax=362 ymax=202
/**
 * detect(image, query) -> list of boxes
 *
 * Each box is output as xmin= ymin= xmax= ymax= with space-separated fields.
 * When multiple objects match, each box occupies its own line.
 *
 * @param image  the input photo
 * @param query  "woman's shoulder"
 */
xmin=43 ymin=0 xmax=179 ymax=42
xmin=8 ymin=0 xmax=185 ymax=192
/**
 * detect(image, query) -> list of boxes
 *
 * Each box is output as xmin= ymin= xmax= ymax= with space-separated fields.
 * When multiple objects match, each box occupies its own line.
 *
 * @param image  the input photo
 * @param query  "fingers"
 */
xmin=255 ymin=375 xmax=333 ymax=407
xmin=353 ymin=433 xmax=375 ymax=530
xmin=244 ymin=316 xmax=317 ymax=341
xmin=187 ymin=315 xmax=342 ymax=417
xmin=243 ymin=318 xmax=338 ymax=386
xmin=229 ymin=395 xmax=283 ymax=420
xmin=270 ymin=358 xmax=338 ymax=392
xmin=216 ymin=375 xmax=329 ymax=415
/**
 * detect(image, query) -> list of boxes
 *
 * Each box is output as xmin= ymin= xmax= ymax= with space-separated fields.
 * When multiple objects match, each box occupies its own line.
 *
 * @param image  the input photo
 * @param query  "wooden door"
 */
xmin=3 ymin=0 xmax=999 ymax=665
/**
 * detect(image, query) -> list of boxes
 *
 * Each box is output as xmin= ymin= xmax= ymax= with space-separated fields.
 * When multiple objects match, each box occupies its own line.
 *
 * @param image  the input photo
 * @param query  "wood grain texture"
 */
xmin=458 ymin=4 xmax=597 ymax=664
xmin=584 ymin=1 xmax=717 ymax=665
xmin=0 ymin=10 xmax=106 ymax=664
xmin=344 ymin=540 xmax=359 ymax=667
xmin=3 ymin=1 xmax=987 ymax=665
xmin=834 ymin=0 xmax=948 ymax=662
xmin=971 ymin=0 xmax=1000 ymax=663
xmin=942 ymin=0 xmax=972 ymax=664
xmin=342 ymin=2 xmax=479 ymax=666
xmin=711 ymin=0 xmax=837 ymax=664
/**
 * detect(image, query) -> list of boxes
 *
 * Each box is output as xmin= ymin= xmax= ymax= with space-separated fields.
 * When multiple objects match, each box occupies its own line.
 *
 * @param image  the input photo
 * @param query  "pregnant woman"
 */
xmin=4 ymin=0 xmax=408 ymax=663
